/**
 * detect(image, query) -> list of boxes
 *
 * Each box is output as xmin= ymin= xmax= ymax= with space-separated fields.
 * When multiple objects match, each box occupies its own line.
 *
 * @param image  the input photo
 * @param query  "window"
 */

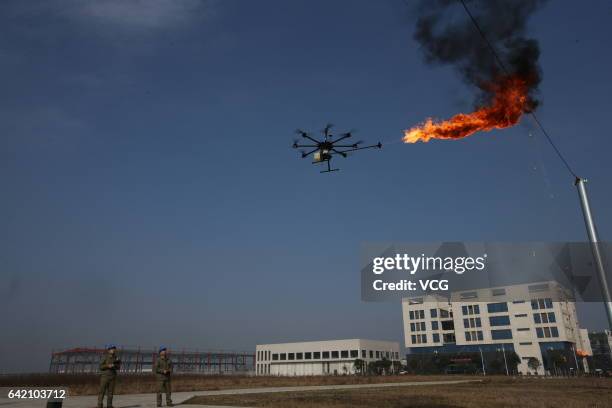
xmin=322 ymin=351 xmax=330 ymax=359
xmin=411 ymin=335 xmax=416 ymax=344
xmin=420 ymin=310 xmax=425 ymax=319
xmin=421 ymin=335 xmax=427 ymax=343
xmin=548 ymin=312 xmax=556 ymax=323
xmin=492 ymin=288 xmax=506 ymax=296
xmin=305 ymin=352 xmax=312 ymax=360
xmin=331 ymin=351 xmax=339 ymax=359
xmin=361 ymin=350 xmax=366 ymax=358
xmin=288 ymin=353 xmax=295 ymax=360
xmin=517 ymin=328 xmax=530 ymax=331
xmin=314 ymin=352 xmax=321 ymax=359
xmin=465 ymin=330 xmax=483 ymax=342
xmin=430 ymin=308 xmax=438 ymax=318
xmin=409 ymin=310 xmax=415 ymax=320
xmin=487 ymin=302 xmax=508 ymax=313
xmin=462 ymin=305 xmax=468 ymax=315
xmin=543 ymin=327 xmax=551 ymax=338
xmin=463 ymin=318 xmax=469 ymax=329
xmin=551 ymin=327 xmax=559 ymax=337
xmin=296 ymin=353 xmax=303 ymax=360
xmin=433 ymin=333 xmax=440 ymax=343
xmin=536 ymin=328 xmax=544 ymax=338
xmin=272 ymin=353 xmax=279 ymax=361
xmin=280 ymin=353 xmax=286 ymax=361
xmin=442 ymin=320 xmax=454 ymax=330
xmin=341 ymin=350 xmax=349 ymax=358
xmin=369 ymin=350 xmax=374 ymax=359
xmin=489 ymin=315 xmax=510 ymax=326
xmin=519 ymin=342 xmax=533 ymax=345
xmin=432 ymin=321 xmax=439 ymax=330
xmin=545 ymin=298 xmax=553 ymax=308
xmin=421 ymin=322 xmax=426 ymax=331
xmin=376 ymin=351 xmax=380 ymax=358
xmin=515 ymin=313 xmax=527 ymax=318
xmin=534 ymin=313 xmax=541 ymax=323
xmin=513 ymin=300 xmax=526 ymax=304
xmin=491 ymin=329 xmax=512 ymax=340
xmin=440 ymin=309 xmax=449 ymax=318
xmin=410 ymin=323 xmax=415 ymax=331
xmin=386 ymin=351 xmax=390 ymax=358
xmin=460 ymin=291 xmax=478 ymax=299
xmin=531 ymin=299 xmax=538 ymax=310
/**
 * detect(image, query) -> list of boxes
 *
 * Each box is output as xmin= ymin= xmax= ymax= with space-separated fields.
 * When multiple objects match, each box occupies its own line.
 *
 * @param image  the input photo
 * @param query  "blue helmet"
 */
xmin=159 ymin=346 xmax=167 ymax=353
xmin=106 ymin=344 xmax=117 ymax=350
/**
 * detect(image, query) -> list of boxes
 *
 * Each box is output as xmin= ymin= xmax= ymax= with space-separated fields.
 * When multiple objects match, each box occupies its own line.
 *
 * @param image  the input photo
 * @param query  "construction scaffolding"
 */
xmin=49 ymin=347 xmax=255 ymax=375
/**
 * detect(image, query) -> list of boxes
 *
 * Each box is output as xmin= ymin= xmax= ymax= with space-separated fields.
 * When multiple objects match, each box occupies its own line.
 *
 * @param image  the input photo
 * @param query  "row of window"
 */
xmin=257 ymin=350 xmax=271 ymax=361
xmin=534 ymin=312 xmax=556 ymax=324
xmin=268 ymin=350 xmax=399 ymax=361
xmin=463 ymin=317 xmax=482 ymax=328
xmin=462 ymin=304 xmax=480 ymax=316
xmin=409 ymin=308 xmax=452 ymax=320
xmin=408 ymin=310 xmax=426 ymax=320
xmin=536 ymin=326 xmax=559 ymax=338
xmin=531 ymin=298 xmax=553 ymax=310
xmin=465 ymin=330 xmax=484 ymax=342
xmin=410 ymin=322 xmax=426 ymax=332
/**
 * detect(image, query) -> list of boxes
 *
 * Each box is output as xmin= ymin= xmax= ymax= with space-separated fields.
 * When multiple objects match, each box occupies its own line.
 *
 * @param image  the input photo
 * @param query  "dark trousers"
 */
xmin=97 ymin=375 xmax=116 ymax=407
xmin=156 ymin=376 xmax=172 ymax=406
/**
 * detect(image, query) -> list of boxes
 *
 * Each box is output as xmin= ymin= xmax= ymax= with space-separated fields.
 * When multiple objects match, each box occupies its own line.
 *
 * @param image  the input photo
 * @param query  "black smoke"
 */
xmin=413 ymin=0 xmax=547 ymax=108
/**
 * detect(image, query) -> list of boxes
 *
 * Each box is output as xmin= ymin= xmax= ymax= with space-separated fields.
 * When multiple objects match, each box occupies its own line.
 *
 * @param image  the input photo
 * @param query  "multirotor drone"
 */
xmin=292 ymin=124 xmax=382 ymax=173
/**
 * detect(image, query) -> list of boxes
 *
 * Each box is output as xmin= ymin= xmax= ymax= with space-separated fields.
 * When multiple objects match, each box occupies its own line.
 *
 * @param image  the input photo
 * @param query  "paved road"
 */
xmin=0 ymin=379 xmax=480 ymax=408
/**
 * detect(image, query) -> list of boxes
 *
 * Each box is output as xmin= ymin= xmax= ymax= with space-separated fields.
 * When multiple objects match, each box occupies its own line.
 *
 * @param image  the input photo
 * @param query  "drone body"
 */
xmin=293 ymin=124 xmax=382 ymax=173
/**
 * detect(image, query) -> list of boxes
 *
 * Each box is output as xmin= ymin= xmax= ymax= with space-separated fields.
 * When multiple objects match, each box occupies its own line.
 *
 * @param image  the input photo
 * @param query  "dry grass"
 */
xmin=0 ymin=373 xmax=473 ymax=396
xmin=185 ymin=377 xmax=612 ymax=408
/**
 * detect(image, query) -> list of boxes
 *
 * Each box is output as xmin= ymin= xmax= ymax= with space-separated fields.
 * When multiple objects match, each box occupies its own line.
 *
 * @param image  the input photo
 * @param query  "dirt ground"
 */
xmin=185 ymin=377 xmax=612 ymax=408
xmin=0 ymin=373 xmax=474 ymax=396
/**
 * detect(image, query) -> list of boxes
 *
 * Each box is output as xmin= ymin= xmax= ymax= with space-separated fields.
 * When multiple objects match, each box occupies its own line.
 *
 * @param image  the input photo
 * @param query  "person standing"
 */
xmin=98 ymin=344 xmax=120 ymax=408
xmin=154 ymin=346 xmax=173 ymax=407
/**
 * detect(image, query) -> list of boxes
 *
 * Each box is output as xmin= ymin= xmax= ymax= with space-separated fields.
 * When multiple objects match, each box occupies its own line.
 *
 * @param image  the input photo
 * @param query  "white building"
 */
xmin=255 ymin=339 xmax=400 ymax=376
xmin=402 ymin=281 xmax=592 ymax=375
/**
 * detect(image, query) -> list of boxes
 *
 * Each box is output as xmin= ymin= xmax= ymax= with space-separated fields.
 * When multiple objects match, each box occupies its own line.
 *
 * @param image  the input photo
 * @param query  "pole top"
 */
xmin=574 ymin=177 xmax=587 ymax=186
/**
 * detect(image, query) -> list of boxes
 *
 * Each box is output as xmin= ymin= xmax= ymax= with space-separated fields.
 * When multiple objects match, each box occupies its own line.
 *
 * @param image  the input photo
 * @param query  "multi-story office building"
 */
xmin=255 ymin=339 xmax=400 ymax=376
xmin=589 ymin=330 xmax=612 ymax=356
xmin=402 ymin=281 xmax=592 ymax=374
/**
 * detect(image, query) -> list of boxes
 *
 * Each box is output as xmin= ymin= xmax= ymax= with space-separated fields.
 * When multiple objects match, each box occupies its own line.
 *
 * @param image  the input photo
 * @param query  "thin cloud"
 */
xmin=76 ymin=0 xmax=211 ymax=29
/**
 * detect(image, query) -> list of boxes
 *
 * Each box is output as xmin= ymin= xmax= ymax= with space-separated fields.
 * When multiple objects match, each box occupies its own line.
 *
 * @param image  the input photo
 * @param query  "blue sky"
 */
xmin=1 ymin=0 xmax=611 ymax=372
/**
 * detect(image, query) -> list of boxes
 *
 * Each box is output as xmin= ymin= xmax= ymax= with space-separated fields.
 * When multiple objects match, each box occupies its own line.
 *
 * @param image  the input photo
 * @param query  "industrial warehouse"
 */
xmin=254 ymin=339 xmax=400 ymax=376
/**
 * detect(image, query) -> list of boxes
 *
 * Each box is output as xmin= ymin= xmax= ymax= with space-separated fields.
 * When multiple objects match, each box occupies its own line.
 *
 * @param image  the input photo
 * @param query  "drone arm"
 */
xmin=300 ymin=148 xmax=319 ymax=158
xmin=302 ymin=134 xmax=320 ymax=144
xmin=293 ymin=144 xmax=318 ymax=148
xmin=336 ymin=143 xmax=382 ymax=153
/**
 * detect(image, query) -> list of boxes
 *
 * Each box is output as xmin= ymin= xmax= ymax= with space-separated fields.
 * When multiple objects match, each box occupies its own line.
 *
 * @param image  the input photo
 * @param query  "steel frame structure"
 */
xmin=49 ymin=347 xmax=255 ymax=375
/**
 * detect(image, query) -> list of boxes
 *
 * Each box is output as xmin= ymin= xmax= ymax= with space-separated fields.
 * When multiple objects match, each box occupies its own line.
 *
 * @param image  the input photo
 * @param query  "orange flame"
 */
xmin=403 ymin=75 xmax=533 ymax=143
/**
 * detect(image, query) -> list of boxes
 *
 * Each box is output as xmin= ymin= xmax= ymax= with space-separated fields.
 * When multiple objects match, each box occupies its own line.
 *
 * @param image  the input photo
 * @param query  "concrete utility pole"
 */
xmin=575 ymin=177 xmax=612 ymax=330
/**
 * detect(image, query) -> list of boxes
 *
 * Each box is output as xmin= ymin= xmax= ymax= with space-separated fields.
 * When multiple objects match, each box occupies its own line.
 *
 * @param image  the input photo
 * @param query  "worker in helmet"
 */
xmin=98 ymin=344 xmax=120 ymax=408
xmin=154 ymin=346 xmax=173 ymax=407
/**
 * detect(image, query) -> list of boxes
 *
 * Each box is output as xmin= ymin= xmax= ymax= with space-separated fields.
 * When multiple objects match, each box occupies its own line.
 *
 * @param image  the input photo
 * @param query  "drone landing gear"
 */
xmin=320 ymin=160 xmax=339 ymax=173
